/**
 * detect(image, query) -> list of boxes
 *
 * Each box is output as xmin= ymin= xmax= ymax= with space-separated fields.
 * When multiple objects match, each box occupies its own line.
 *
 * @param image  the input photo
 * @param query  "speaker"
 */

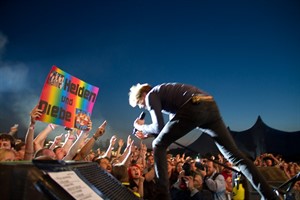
xmin=0 ymin=160 xmax=140 ymax=200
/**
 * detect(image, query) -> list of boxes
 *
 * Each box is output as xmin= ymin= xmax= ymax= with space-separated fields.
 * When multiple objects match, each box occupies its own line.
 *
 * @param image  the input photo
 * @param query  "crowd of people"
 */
xmin=0 ymin=105 xmax=299 ymax=200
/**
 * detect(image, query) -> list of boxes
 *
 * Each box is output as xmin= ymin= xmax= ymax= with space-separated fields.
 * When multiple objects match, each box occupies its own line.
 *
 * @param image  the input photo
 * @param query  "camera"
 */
xmin=182 ymin=162 xmax=192 ymax=176
xmin=195 ymin=161 xmax=207 ymax=171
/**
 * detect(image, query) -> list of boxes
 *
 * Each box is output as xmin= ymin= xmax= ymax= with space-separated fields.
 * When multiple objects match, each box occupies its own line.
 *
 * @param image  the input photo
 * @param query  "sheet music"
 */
xmin=48 ymin=171 xmax=103 ymax=200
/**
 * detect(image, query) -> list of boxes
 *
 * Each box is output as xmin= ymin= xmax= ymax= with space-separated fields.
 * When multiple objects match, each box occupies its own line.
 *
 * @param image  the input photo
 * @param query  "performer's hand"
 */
xmin=134 ymin=118 xmax=144 ymax=130
xmin=135 ymin=131 xmax=149 ymax=140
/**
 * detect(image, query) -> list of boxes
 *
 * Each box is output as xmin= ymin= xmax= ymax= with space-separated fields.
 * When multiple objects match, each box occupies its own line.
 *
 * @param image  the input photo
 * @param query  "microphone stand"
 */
xmin=276 ymin=172 xmax=300 ymax=197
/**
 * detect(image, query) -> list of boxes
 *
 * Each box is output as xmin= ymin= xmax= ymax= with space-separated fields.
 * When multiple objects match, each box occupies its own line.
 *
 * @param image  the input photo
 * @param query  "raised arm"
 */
xmin=8 ymin=124 xmax=19 ymax=136
xmin=101 ymin=135 xmax=117 ymax=159
xmin=138 ymin=142 xmax=147 ymax=169
xmin=63 ymin=130 xmax=88 ymax=161
xmin=24 ymin=105 xmax=42 ymax=160
xmin=117 ymin=135 xmax=132 ymax=163
xmin=116 ymin=138 xmax=124 ymax=158
xmin=74 ymin=121 xmax=107 ymax=161
xmin=118 ymin=140 xmax=134 ymax=167
xmin=49 ymin=133 xmax=64 ymax=150
xmin=62 ymin=129 xmax=76 ymax=152
xmin=33 ymin=123 xmax=57 ymax=152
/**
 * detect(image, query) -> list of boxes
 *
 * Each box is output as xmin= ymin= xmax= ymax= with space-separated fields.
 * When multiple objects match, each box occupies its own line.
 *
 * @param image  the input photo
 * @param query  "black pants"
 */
xmin=152 ymin=99 xmax=277 ymax=200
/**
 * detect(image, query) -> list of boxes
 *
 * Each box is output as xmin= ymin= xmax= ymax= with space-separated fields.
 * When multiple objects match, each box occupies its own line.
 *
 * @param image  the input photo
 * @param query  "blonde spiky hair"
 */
xmin=129 ymin=83 xmax=152 ymax=107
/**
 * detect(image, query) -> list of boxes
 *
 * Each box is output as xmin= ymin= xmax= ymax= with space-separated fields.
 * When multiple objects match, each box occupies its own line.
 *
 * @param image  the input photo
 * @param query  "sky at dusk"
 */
xmin=0 ymin=0 xmax=299 ymax=148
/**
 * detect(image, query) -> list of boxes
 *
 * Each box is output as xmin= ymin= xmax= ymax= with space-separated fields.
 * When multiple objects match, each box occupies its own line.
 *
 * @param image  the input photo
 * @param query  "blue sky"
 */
xmin=0 ymin=0 xmax=299 ymax=147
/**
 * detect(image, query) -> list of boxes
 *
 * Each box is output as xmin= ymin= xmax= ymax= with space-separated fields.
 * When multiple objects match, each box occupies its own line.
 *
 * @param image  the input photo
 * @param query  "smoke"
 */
xmin=0 ymin=63 xmax=30 ymax=92
xmin=0 ymin=32 xmax=40 ymax=136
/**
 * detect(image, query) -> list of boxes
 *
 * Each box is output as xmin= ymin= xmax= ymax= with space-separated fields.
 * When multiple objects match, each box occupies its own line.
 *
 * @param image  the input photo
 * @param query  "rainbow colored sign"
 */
xmin=38 ymin=66 xmax=99 ymax=130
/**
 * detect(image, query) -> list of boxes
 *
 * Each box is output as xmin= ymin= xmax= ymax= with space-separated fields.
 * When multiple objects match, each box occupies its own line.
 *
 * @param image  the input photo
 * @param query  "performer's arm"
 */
xmin=134 ymin=93 xmax=165 ymax=135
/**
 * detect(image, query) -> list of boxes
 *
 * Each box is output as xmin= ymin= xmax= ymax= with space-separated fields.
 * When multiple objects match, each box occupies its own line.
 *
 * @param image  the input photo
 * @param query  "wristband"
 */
xmin=68 ymin=136 xmax=76 ymax=140
xmin=29 ymin=124 xmax=35 ymax=130
xmin=49 ymin=124 xmax=55 ymax=130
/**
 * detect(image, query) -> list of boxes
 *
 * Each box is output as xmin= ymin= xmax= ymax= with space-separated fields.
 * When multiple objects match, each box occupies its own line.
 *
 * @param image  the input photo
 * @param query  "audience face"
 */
xmin=0 ymin=139 xmax=12 ymax=150
xmin=16 ymin=145 xmax=25 ymax=160
xmin=146 ymin=155 xmax=154 ymax=167
xmin=42 ymin=149 xmax=57 ymax=160
xmin=54 ymin=147 xmax=67 ymax=160
xmin=206 ymin=161 xmax=215 ymax=176
xmin=129 ymin=165 xmax=141 ymax=179
xmin=0 ymin=134 xmax=15 ymax=149
xmin=0 ymin=149 xmax=16 ymax=161
xmin=265 ymin=159 xmax=273 ymax=167
xmin=193 ymin=174 xmax=203 ymax=190
xmin=98 ymin=158 xmax=112 ymax=173
xmin=176 ymin=162 xmax=183 ymax=173
xmin=223 ymin=161 xmax=233 ymax=173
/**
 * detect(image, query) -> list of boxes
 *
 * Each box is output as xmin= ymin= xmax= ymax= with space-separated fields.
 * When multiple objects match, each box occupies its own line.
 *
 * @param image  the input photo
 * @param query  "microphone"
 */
xmin=132 ymin=112 xmax=146 ymax=135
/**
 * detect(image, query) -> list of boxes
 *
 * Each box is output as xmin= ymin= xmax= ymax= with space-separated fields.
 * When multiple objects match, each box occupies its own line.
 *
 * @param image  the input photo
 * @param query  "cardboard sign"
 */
xmin=38 ymin=66 xmax=99 ymax=130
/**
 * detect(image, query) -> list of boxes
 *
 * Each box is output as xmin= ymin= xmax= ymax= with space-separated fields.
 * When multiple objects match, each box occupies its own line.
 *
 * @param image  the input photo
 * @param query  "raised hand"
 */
xmin=30 ymin=105 xmax=43 ymax=125
xmin=118 ymin=138 xmax=124 ymax=147
xmin=94 ymin=120 xmax=107 ymax=138
xmin=110 ymin=135 xmax=117 ymax=146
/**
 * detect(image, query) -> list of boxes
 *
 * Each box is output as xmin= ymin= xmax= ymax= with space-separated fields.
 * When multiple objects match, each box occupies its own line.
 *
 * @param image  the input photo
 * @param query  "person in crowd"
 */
xmin=111 ymin=163 xmax=129 ymax=183
xmin=73 ymin=121 xmax=107 ymax=161
xmin=260 ymin=153 xmax=280 ymax=167
xmin=61 ymin=128 xmax=77 ymax=153
xmin=8 ymin=124 xmax=19 ymax=136
xmin=62 ymin=129 xmax=89 ymax=160
xmin=33 ymin=147 xmax=57 ymax=160
xmin=221 ymin=160 xmax=233 ymax=200
xmin=115 ymin=135 xmax=135 ymax=167
xmin=171 ymin=164 xmax=213 ymax=200
xmin=0 ymin=133 xmax=15 ymax=150
xmin=33 ymin=123 xmax=57 ymax=152
xmin=19 ymin=104 xmax=43 ymax=160
xmin=128 ymin=82 xmax=280 ymax=200
xmin=168 ymin=158 xmax=177 ymax=187
xmin=170 ymin=161 xmax=184 ymax=186
xmin=232 ymin=174 xmax=247 ymax=200
xmin=94 ymin=156 xmax=112 ymax=173
xmin=202 ymin=160 xmax=227 ymax=200
xmin=14 ymin=141 xmax=26 ymax=160
xmin=53 ymin=146 xmax=67 ymax=160
xmin=143 ymin=154 xmax=158 ymax=200
xmin=0 ymin=148 xmax=17 ymax=161
xmin=49 ymin=133 xmax=64 ymax=150
xmin=128 ymin=163 xmax=145 ymax=198
xmin=112 ymin=164 xmax=142 ymax=198
xmin=115 ymin=138 xmax=125 ymax=158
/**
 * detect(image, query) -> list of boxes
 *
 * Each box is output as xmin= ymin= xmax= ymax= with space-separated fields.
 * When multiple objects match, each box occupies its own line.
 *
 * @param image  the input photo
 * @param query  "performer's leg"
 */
xmin=152 ymin=116 xmax=196 ymax=199
xmin=204 ymin=104 xmax=279 ymax=199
